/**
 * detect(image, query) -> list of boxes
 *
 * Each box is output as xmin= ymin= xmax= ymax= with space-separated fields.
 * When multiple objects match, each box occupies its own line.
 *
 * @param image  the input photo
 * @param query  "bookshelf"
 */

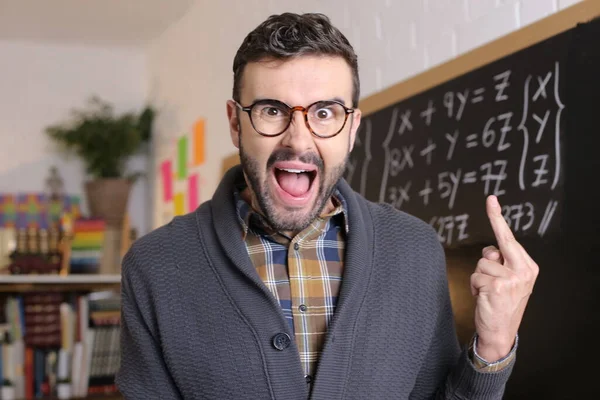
xmin=0 ymin=274 xmax=121 ymax=293
xmin=30 ymin=396 xmax=122 ymax=400
xmin=0 ymin=275 xmax=124 ymax=399
xmin=5 ymin=395 xmax=123 ymax=400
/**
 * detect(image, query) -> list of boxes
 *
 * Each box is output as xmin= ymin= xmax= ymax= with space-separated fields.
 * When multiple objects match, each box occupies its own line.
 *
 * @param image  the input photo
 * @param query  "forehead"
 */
xmin=240 ymin=55 xmax=353 ymax=106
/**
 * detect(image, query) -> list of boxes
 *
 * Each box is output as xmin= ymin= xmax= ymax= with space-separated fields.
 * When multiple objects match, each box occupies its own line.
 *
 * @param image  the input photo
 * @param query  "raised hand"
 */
xmin=470 ymin=195 xmax=540 ymax=362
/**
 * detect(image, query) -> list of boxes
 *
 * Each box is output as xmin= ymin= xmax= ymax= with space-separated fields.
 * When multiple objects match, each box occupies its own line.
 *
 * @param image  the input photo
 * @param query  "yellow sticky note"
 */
xmin=174 ymin=193 xmax=185 ymax=216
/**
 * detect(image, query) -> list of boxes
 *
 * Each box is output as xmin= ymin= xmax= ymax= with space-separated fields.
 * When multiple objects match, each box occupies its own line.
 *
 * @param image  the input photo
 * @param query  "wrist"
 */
xmin=474 ymin=334 xmax=515 ymax=363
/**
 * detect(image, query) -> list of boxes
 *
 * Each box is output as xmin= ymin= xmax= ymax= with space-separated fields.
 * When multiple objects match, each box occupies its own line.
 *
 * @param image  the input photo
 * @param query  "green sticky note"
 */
xmin=177 ymin=136 xmax=188 ymax=179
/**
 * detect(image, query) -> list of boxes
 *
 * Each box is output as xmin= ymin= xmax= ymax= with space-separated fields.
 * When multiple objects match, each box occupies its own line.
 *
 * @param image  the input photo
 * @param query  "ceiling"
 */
xmin=0 ymin=0 xmax=196 ymax=47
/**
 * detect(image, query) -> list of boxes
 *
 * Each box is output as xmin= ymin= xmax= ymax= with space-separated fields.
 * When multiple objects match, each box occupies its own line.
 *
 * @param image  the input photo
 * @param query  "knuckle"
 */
xmin=508 ymin=274 xmax=521 ymax=288
xmin=503 ymin=232 xmax=516 ymax=244
xmin=491 ymin=279 xmax=504 ymax=294
xmin=470 ymin=274 xmax=476 ymax=287
xmin=476 ymin=258 xmax=488 ymax=272
xmin=522 ymin=264 xmax=539 ymax=283
xmin=531 ymin=262 xmax=540 ymax=277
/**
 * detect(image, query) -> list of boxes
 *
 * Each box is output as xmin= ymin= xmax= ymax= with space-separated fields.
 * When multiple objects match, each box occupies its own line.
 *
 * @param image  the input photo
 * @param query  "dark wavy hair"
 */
xmin=232 ymin=13 xmax=360 ymax=107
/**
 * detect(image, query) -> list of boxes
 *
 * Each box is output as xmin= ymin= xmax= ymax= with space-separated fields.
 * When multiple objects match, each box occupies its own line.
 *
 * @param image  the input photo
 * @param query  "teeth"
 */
xmin=279 ymin=168 xmax=307 ymax=173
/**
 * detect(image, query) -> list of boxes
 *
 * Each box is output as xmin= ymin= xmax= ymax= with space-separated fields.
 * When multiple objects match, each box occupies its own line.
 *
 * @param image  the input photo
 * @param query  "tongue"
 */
xmin=277 ymin=170 xmax=311 ymax=197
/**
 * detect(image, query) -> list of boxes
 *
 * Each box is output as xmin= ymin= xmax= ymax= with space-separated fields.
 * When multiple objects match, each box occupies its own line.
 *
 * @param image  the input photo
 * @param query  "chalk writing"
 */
xmin=369 ymin=53 xmax=565 ymax=245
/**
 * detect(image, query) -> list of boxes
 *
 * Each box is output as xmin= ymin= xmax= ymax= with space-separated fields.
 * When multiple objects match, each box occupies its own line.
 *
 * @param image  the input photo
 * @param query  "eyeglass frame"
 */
xmin=233 ymin=98 xmax=356 ymax=139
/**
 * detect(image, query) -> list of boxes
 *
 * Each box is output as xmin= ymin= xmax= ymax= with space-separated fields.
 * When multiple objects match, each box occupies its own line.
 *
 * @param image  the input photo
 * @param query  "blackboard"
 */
xmin=348 ymin=43 xmax=567 ymax=246
xmin=347 ymin=3 xmax=600 ymax=398
xmin=348 ymin=13 xmax=596 ymax=248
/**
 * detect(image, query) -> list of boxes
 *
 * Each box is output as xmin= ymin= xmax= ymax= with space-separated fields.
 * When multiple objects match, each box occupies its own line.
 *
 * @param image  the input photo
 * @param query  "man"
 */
xmin=116 ymin=12 xmax=538 ymax=399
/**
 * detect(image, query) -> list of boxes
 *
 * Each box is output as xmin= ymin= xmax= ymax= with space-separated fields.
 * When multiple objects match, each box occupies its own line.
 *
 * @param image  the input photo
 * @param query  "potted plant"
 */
xmin=45 ymin=96 xmax=154 ymax=229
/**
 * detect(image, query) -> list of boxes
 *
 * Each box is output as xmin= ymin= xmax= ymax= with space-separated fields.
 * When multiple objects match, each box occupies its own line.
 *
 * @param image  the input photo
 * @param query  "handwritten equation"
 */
xmin=346 ymin=60 xmax=565 ymax=246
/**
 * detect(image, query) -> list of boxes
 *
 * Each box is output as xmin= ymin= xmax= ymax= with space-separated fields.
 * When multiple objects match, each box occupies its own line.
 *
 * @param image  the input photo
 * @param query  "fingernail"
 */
xmin=489 ymin=251 xmax=499 ymax=259
xmin=490 ymin=195 xmax=499 ymax=208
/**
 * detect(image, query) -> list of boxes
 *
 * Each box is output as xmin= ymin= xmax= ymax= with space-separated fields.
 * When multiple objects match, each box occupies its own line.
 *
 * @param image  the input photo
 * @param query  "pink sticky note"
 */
xmin=188 ymin=174 xmax=199 ymax=212
xmin=161 ymin=160 xmax=173 ymax=202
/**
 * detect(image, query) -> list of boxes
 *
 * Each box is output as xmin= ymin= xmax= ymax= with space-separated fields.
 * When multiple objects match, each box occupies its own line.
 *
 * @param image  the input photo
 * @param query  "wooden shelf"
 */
xmin=0 ymin=274 xmax=121 ymax=293
xmin=12 ymin=395 xmax=122 ymax=400
xmin=13 ymin=396 xmax=123 ymax=400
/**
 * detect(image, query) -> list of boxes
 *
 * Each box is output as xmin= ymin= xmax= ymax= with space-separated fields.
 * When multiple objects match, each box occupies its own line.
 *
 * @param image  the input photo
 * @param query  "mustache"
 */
xmin=266 ymin=148 xmax=324 ymax=171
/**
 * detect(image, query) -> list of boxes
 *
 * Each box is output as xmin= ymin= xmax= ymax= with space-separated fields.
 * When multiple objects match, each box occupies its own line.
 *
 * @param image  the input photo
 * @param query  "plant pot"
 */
xmin=84 ymin=178 xmax=133 ymax=274
xmin=57 ymin=382 xmax=72 ymax=399
xmin=84 ymin=178 xmax=133 ymax=229
xmin=1 ymin=385 xmax=15 ymax=400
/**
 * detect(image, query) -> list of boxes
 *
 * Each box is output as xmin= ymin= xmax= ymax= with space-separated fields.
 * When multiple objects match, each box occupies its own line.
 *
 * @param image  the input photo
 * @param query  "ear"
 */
xmin=226 ymin=100 xmax=241 ymax=149
xmin=348 ymin=108 xmax=362 ymax=152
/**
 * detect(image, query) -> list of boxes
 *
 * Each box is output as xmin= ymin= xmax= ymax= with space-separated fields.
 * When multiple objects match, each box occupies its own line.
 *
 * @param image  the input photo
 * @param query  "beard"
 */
xmin=239 ymin=140 xmax=348 ymax=233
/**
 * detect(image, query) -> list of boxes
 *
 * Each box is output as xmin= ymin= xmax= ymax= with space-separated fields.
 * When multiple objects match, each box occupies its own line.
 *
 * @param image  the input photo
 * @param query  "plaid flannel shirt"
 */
xmin=235 ymin=186 xmax=348 ymax=380
xmin=234 ymin=185 xmax=515 ymax=380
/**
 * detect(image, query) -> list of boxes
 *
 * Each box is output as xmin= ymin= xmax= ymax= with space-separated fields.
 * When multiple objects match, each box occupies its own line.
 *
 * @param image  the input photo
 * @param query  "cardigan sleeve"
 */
xmin=409 ymin=231 xmax=516 ymax=400
xmin=115 ymin=248 xmax=183 ymax=400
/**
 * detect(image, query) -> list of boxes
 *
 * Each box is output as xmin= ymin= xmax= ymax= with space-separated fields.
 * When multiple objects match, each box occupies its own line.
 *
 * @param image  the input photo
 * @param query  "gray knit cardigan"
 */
xmin=115 ymin=165 xmax=514 ymax=399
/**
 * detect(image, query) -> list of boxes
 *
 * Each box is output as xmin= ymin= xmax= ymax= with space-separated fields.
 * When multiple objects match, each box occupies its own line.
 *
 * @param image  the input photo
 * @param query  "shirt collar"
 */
xmin=233 ymin=178 xmax=350 ymax=239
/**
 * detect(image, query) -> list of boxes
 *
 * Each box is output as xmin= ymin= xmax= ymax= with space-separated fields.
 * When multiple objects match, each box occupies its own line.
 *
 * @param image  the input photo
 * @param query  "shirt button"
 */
xmin=305 ymin=375 xmax=313 ymax=384
xmin=294 ymin=243 xmax=300 ymax=251
xmin=272 ymin=333 xmax=291 ymax=350
xmin=299 ymin=304 xmax=307 ymax=312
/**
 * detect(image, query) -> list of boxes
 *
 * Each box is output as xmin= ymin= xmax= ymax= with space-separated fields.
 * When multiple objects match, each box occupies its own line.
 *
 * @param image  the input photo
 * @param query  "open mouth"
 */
xmin=271 ymin=162 xmax=318 ymax=204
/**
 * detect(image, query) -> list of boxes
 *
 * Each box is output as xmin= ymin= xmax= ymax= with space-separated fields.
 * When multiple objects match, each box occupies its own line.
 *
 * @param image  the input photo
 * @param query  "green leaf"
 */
xmin=45 ymin=96 xmax=155 ymax=179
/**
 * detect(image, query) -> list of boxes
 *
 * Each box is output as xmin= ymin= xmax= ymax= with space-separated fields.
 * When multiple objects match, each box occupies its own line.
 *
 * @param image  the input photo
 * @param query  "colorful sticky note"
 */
xmin=160 ymin=160 xmax=173 ymax=202
xmin=188 ymin=174 xmax=199 ymax=212
xmin=174 ymin=193 xmax=185 ymax=216
xmin=193 ymin=119 xmax=205 ymax=166
xmin=177 ymin=136 xmax=188 ymax=179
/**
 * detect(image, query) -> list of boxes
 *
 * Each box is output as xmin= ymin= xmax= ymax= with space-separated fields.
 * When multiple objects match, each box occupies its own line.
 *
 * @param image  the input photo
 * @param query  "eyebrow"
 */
xmin=329 ymin=97 xmax=347 ymax=105
xmin=249 ymin=97 xmax=350 ymax=106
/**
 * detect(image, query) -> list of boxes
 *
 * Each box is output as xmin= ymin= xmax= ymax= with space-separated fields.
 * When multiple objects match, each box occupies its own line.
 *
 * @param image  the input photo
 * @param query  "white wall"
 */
xmin=0 ymin=40 xmax=150 ymax=235
xmin=146 ymin=0 xmax=582 ymax=229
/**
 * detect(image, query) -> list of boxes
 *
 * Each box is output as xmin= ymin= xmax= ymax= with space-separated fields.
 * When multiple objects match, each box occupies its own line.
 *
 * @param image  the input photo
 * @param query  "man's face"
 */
xmin=227 ymin=55 xmax=361 ymax=233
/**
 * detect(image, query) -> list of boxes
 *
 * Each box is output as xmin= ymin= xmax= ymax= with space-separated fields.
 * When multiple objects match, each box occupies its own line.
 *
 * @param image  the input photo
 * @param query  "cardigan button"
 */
xmin=272 ymin=333 xmax=291 ymax=350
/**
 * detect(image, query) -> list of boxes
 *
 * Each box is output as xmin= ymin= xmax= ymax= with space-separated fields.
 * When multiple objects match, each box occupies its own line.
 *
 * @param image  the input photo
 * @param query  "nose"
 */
xmin=280 ymin=108 xmax=314 ymax=153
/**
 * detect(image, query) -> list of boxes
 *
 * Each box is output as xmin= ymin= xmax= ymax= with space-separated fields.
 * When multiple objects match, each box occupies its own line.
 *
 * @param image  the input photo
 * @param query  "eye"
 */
xmin=315 ymin=108 xmax=334 ymax=119
xmin=255 ymin=102 xmax=288 ymax=118
xmin=265 ymin=107 xmax=280 ymax=116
